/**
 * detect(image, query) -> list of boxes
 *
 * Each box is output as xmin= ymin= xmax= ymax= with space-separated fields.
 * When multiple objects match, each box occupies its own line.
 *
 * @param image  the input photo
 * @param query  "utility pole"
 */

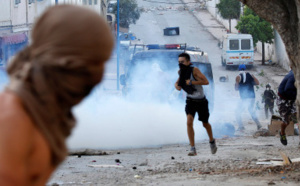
xmin=25 ymin=0 xmax=28 ymax=26
xmin=34 ymin=0 xmax=37 ymax=17
xmin=116 ymin=0 xmax=120 ymax=90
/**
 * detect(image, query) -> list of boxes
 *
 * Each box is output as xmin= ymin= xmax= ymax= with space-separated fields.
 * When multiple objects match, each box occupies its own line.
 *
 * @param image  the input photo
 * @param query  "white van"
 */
xmin=221 ymin=34 xmax=254 ymax=69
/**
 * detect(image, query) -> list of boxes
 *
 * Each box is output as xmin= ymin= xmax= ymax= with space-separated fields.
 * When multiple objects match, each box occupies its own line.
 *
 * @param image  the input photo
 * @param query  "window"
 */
xmin=229 ymin=40 xmax=239 ymax=50
xmin=89 ymin=0 xmax=92 ymax=5
xmin=28 ymin=0 xmax=34 ymax=4
xmin=15 ymin=0 xmax=21 ymax=5
xmin=94 ymin=0 xmax=98 ymax=4
xmin=83 ymin=0 xmax=87 ymax=4
xmin=241 ymin=39 xmax=251 ymax=50
xmin=107 ymin=14 xmax=112 ymax=21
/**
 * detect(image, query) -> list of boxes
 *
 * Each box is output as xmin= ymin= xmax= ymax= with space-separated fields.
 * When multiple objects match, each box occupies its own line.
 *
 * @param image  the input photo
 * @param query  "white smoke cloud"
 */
xmin=67 ymin=58 xmax=210 ymax=150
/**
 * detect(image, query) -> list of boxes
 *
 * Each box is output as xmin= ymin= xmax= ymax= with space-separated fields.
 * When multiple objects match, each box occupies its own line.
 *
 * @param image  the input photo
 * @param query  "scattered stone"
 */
xmin=139 ymin=161 xmax=148 ymax=166
xmin=115 ymin=159 xmax=121 ymax=163
xmin=199 ymin=171 xmax=211 ymax=175
xmin=134 ymin=175 xmax=141 ymax=179
xmin=219 ymin=75 xmax=229 ymax=82
xmin=171 ymin=156 xmax=175 ymax=160
xmin=91 ymin=160 xmax=96 ymax=162
xmin=133 ymin=167 xmax=137 ymax=170
xmin=117 ymin=152 xmax=121 ymax=154
xmin=78 ymin=155 xmax=81 ymax=158
xmin=253 ymin=128 xmax=270 ymax=137
xmin=69 ymin=149 xmax=108 ymax=156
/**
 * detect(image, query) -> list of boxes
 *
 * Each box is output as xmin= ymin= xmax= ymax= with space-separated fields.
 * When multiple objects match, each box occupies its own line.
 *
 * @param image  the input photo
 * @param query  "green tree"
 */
xmin=236 ymin=6 xmax=274 ymax=65
xmin=112 ymin=0 xmax=140 ymax=28
xmin=216 ymin=0 xmax=241 ymax=33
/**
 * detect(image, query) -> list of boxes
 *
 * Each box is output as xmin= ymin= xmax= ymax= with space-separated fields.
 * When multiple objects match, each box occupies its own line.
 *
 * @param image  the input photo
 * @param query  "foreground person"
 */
xmin=0 ymin=5 xmax=113 ymax=185
xmin=277 ymin=70 xmax=297 ymax=146
xmin=175 ymin=52 xmax=217 ymax=156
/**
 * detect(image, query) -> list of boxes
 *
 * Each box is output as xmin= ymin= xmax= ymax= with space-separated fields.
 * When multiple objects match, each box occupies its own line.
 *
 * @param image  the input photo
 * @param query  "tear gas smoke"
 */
xmin=67 ymin=58 xmax=210 ymax=149
xmin=67 ymin=54 xmax=268 ymax=149
xmin=0 ymin=70 xmax=8 ymax=91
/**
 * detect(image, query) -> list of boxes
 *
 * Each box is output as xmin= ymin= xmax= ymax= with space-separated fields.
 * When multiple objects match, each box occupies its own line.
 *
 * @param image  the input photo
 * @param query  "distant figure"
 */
xmin=277 ymin=70 xmax=297 ymax=146
xmin=175 ymin=52 xmax=217 ymax=156
xmin=0 ymin=5 xmax=113 ymax=185
xmin=262 ymin=83 xmax=277 ymax=119
xmin=235 ymin=64 xmax=262 ymax=131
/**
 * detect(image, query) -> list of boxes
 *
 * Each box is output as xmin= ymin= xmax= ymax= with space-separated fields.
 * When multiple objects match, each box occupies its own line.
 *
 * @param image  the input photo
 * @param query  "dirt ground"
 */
xmin=47 ymin=136 xmax=300 ymax=186
xmin=47 ymin=63 xmax=300 ymax=186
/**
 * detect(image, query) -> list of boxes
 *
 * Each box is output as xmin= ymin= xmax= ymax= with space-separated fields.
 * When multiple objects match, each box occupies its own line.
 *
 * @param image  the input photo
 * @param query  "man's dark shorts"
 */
xmin=185 ymin=97 xmax=210 ymax=123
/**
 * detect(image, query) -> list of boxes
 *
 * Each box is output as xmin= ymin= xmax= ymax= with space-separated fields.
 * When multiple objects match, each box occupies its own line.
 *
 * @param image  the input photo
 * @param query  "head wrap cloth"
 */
xmin=6 ymin=5 xmax=113 ymax=166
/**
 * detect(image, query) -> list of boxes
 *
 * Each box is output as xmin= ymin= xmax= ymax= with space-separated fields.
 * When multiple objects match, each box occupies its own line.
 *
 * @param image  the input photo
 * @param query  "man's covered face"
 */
xmin=178 ymin=56 xmax=190 ymax=66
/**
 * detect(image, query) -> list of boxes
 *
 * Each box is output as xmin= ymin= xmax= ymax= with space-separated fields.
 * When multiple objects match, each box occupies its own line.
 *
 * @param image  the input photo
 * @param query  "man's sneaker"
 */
xmin=237 ymin=126 xmax=245 ymax=131
xmin=210 ymin=139 xmax=217 ymax=154
xmin=279 ymin=131 xmax=287 ymax=146
xmin=188 ymin=147 xmax=197 ymax=156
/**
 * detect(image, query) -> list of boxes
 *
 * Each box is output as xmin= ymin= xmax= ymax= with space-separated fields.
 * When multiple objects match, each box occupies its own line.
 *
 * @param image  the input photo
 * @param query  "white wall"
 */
xmin=82 ymin=0 xmax=107 ymax=16
xmin=55 ymin=0 xmax=107 ymax=16
xmin=0 ymin=0 xmax=12 ymax=35
xmin=35 ymin=0 xmax=53 ymax=17
xmin=0 ymin=1 xmax=11 ymax=26
xmin=11 ymin=0 xmax=27 ymax=32
xmin=274 ymin=30 xmax=290 ymax=70
xmin=255 ymin=41 xmax=276 ymax=62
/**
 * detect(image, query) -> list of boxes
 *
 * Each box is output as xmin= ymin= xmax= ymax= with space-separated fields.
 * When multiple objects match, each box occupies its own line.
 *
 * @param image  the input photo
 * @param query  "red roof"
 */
xmin=2 ymin=33 xmax=27 ymax=44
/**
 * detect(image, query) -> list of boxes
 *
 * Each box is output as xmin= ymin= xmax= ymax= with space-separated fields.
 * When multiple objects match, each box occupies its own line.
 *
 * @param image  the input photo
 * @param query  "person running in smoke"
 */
xmin=0 ymin=5 xmax=114 ymax=185
xmin=262 ymin=83 xmax=277 ymax=119
xmin=277 ymin=70 xmax=297 ymax=146
xmin=235 ymin=64 xmax=262 ymax=131
xmin=175 ymin=52 xmax=217 ymax=156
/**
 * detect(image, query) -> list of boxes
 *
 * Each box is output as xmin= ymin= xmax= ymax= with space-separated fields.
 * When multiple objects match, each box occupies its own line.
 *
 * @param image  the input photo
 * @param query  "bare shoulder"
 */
xmin=0 ymin=91 xmax=33 ymax=129
xmin=0 ymin=91 xmax=34 ymax=150
xmin=192 ymin=67 xmax=202 ymax=74
xmin=0 ymin=91 xmax=53 ymax=186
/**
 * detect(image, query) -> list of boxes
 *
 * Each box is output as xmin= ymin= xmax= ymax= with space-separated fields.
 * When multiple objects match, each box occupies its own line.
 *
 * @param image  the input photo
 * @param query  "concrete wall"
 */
xmin=205 ymin=0 xmax=290 ymax=70
xmin=80 ymin=0 xmax=107 ymax=16
xmin=274 ymin=30 xmax=290 ymax=70
xmin=0 ymin=1 xmax=12 ymax=35
xmin=0 ymin=1 xmax=11 ymax=26
xmin=11 ymin=1 xmax=28 ymax=32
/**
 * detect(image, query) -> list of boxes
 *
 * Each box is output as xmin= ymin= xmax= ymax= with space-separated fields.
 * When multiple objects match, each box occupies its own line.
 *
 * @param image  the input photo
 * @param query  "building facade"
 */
xmin=0 ymin=0 xmax=108 ymax=66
